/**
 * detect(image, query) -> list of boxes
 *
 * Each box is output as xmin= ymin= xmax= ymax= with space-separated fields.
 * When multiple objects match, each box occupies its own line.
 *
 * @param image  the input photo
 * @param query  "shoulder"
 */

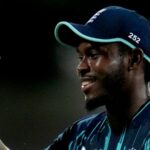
xmin=44 ymin=112 xmax=107 ymax=150
xmin=76 ymin=111 xmax=106 ymax=126
xmin=72 ymin=111 xmax=107 ymax=136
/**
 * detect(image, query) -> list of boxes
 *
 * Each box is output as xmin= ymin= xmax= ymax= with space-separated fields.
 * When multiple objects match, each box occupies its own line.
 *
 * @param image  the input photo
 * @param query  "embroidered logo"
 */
xmin=129 ymin=148 xmax=137 ymax=150
xmin=81 ymin=146 xmax=86 ymax=150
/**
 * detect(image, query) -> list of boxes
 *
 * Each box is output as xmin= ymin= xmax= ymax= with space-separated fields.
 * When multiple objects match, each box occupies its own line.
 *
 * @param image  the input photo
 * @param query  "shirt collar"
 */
xmin=132 ymin=100 xmax=150 ymax=126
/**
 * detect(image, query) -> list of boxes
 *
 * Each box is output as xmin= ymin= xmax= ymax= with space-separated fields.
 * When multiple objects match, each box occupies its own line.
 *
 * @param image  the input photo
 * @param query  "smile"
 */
xmin=80 ymin=76 xmax=96 ymax=92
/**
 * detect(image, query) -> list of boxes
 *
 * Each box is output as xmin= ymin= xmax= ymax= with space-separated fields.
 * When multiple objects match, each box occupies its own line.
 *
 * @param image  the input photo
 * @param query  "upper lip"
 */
xmin=80 ymin=75 xmax=96 ymax=82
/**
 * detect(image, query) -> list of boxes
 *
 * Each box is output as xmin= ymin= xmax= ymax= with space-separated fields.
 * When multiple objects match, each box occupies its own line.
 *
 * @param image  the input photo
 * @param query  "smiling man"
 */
xmin=45 ymin=6 xmax=150 ymax=150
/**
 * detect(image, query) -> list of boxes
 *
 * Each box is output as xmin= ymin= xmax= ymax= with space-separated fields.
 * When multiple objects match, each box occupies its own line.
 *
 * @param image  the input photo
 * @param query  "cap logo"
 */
xmin=87 ymin=8 xmax=106 ymax=24
xmin=81 ymin=146 xmax=86 ymax=150
xmin=128 ymin=32 xmax=141 ymax=44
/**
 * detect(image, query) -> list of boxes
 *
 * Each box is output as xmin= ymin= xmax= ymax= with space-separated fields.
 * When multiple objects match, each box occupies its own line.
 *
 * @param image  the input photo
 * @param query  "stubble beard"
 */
xmin=85 ymin=61 xmax=128 ymax=112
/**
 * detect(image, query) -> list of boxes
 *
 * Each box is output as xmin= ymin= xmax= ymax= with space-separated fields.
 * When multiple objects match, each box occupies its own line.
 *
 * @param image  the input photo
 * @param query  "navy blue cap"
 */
xmin=54 ymin=6 xmax=150 ymax=63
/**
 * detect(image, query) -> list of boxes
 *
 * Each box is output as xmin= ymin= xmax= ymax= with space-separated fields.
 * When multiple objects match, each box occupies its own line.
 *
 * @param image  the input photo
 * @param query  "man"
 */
xmin=45 ymin=6 xmax=150 ymax=149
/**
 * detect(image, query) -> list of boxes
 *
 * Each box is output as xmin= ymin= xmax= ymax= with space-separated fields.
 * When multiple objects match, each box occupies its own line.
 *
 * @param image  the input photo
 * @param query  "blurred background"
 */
xmin=1 ymin=0 xmax=150 ymax=149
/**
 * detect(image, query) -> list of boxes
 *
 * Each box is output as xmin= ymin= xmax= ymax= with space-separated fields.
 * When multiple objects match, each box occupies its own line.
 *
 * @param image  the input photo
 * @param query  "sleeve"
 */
xmin=43 ymin=114 xmax=96 ymax=150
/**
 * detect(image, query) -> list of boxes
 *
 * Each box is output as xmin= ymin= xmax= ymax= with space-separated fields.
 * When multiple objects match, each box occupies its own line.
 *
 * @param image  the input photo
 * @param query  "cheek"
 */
xmin=89 ymin=58 xmax=109 ymax=74
xmin=90 ymin=58 xmax=124 ymax=80
xmin=106 ymin=60 xmax=122 ymax=71
xmin=89 ymin=58 xmax=104 ymax=70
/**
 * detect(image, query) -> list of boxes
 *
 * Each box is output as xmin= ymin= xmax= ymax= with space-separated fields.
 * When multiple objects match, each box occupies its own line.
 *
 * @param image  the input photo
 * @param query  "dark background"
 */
xmin=1 ymin=0 xmax=150 ymax=149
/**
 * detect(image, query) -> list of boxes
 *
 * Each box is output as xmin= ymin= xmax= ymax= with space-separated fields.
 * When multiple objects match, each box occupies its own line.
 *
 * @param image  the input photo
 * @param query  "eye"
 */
xmin=87 ymin=48 xmax=100 ymax=59
xmin=77 ymin=56 xmax=83 ymax=61
xmin=76 ymin=53 xmax=83 ymax=61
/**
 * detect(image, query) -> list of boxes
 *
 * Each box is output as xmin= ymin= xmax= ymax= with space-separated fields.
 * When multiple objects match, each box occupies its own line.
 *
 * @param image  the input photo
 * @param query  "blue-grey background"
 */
xmin=1 ymin=0 xmax=149 ymax=149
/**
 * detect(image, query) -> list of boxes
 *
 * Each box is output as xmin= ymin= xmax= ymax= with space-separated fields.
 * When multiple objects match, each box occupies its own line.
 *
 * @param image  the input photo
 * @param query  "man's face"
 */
xmin=76 ymin=42 xmax=128 ymax=110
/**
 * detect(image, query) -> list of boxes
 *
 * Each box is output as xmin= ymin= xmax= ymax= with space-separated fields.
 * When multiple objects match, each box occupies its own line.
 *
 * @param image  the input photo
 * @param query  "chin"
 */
xmin=85 ymin=95 xmax=106 ymax=111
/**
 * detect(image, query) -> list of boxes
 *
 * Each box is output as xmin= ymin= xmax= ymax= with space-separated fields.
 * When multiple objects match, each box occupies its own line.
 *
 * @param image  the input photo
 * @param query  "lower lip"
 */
xmin=81 ymin=82 xmax=95 ymax=92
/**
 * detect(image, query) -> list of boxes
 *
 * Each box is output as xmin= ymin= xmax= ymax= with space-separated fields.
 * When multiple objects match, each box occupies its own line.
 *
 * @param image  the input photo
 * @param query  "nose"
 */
xmin=77 ymin=56 xmax=90 ymax=76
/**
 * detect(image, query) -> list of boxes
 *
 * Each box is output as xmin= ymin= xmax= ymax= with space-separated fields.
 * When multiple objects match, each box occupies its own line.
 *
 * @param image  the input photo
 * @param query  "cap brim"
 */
xmin=54 ymin=21 xmax=136 ymax=48
xmin=54 ymin=21 xmax=99 ymax=47
xmin=54 ymin=21 xmax=150 ymax=63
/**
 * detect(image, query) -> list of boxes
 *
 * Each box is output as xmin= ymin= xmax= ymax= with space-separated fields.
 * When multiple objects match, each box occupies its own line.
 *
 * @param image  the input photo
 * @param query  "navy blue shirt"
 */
xmin=45 ymin=100 xmax=150 ymax=150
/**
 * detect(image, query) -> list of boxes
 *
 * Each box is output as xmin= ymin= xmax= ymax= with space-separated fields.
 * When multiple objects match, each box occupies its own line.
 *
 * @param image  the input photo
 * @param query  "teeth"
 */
xmin=81 ymin=81 xmax=91 ymax=88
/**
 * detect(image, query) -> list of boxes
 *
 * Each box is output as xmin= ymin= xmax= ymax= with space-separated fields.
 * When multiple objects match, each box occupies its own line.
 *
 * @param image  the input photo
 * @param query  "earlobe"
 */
xmin=128 ymin=48 xmax=144 ymax=70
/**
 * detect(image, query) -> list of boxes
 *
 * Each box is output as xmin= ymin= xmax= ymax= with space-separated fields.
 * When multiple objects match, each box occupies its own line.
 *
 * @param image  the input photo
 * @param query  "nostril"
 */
xmin=77 ymin=66 xmax=90 ymax=77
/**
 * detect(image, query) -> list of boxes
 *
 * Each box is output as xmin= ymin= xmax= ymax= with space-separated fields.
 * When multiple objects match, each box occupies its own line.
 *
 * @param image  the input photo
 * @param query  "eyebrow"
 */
xmin=76 ymin=44 xmax=96 ymax=53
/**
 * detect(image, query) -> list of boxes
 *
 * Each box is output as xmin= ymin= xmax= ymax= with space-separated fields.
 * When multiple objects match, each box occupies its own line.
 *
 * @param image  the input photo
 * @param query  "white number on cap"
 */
xmin=128 ymin=32 xmax=141 ymax=44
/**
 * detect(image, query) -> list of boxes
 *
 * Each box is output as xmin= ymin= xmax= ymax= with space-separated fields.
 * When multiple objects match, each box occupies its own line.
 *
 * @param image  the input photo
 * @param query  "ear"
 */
xmin=128 ymin=48 xmax=144 ymax=70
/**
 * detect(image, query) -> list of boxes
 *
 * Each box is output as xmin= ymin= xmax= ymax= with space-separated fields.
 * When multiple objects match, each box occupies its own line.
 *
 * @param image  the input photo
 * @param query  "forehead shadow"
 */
xmin=76 ymin=41 xmax=122 ymax=54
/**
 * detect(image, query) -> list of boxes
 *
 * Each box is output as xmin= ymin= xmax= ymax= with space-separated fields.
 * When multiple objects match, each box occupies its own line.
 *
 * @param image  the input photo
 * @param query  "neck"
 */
xmin=105 ymin=76 xmax=147 ymax=133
